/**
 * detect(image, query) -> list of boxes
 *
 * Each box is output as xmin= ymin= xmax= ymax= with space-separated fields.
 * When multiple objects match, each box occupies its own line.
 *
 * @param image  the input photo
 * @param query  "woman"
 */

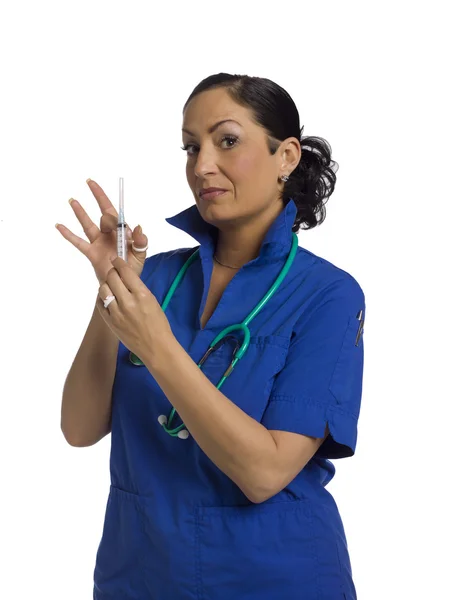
xmin=58 ymin=73 xmax=365 ymax=599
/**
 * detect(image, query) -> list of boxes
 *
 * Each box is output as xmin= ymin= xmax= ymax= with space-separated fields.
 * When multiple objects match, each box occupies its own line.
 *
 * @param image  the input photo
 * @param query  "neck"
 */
xmin=213 ymin=201 xmax=283 ymax=268
xmin=214 ymin=236 xmax=261 ymax=268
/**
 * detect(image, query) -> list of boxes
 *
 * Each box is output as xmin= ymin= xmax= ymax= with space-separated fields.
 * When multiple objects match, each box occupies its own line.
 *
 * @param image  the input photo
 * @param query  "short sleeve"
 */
xmin=261 ymin=277 xmax=366 ymax=459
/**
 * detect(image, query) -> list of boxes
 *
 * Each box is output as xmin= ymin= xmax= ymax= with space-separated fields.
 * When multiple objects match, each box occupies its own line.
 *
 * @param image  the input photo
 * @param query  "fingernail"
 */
xmin=68 ymin=198 xmax=74 ymax=204
xmin=55 ymin=223 xmax=60 ymax=229
xmin=86 ymin=178 xmax=92 ymax=184
xmin=137 ymin=224 xmax=142 ymax=234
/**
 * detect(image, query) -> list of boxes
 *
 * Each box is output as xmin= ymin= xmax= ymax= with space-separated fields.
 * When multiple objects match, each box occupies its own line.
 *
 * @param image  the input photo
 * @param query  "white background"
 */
xmin=1 ymin=1 xmax=447 ymax=598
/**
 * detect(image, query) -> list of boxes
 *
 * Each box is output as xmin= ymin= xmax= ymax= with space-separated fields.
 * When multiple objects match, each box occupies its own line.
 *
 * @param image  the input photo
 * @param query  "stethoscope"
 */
xmin=129 ymin=232 xmax=298 ymax=439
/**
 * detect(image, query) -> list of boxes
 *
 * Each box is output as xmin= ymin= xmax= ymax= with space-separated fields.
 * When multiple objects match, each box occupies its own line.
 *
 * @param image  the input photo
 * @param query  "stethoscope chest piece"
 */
xmin=129 ymin=352 xmax=144 ymax=366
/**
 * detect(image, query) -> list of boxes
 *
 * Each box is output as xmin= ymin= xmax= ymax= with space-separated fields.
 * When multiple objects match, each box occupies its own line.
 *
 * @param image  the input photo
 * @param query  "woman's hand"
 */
xmin=56 ymin=179 xmax=148 ymax=285
xmin=96 ymin=256 xmax=173 ymax=365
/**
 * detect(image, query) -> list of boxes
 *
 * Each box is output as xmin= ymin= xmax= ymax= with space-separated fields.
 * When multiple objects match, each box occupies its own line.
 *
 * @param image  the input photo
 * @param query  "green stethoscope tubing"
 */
xmin=129 ymin=231 xmax=298 ymax=437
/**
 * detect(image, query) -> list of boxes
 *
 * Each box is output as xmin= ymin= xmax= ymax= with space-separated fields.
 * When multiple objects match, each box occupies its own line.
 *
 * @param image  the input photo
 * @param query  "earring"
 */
xmin=280 ymin=174 xmax=289 ymax=182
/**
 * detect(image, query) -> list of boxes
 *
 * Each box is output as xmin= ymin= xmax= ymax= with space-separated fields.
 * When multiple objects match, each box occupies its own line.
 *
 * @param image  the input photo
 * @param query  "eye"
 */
xmin=180 ymin=135 xmax=239 ymax=156
xmin=220 ymin=135 xmax=238 ymax=150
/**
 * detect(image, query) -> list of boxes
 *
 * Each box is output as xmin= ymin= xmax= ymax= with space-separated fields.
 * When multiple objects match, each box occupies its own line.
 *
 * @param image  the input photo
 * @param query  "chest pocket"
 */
xmin=198 ymin=334 xmax=290 ymax=423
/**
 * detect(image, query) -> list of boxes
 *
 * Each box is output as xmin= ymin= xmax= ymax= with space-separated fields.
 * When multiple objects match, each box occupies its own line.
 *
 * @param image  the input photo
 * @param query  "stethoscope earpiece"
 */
xmin=158 ymin=415 xmax=190 ymax=439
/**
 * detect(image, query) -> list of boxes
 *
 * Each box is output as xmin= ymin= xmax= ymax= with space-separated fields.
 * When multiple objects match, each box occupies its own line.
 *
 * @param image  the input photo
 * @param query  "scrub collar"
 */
xmin=165 ymin=197 xmax=298 ymax=263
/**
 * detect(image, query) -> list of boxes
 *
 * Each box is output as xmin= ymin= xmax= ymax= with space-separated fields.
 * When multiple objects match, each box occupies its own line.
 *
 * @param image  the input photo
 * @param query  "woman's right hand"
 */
xmin=56 ymin=179 xmax=149 ymax=285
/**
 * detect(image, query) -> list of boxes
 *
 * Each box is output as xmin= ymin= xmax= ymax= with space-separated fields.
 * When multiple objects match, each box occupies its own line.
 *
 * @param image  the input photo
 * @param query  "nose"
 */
xmin=192 ymin=144 xmax=220 ymax=179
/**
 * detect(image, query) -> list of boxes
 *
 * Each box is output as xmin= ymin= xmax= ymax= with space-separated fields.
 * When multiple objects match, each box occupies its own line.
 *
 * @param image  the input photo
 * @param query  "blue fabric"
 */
xmin=93 ymin=198 xmax=365 ymax=599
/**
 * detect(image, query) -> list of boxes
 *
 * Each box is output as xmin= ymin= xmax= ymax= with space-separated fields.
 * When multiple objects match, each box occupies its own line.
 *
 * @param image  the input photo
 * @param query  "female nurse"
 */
xmin=58 ymin=73 xmax=366 ymax=600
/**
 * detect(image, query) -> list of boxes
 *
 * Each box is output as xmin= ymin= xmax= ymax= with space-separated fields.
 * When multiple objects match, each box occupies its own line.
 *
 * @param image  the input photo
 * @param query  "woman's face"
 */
xmin=181 ymin=88 xmax=298 ymax=230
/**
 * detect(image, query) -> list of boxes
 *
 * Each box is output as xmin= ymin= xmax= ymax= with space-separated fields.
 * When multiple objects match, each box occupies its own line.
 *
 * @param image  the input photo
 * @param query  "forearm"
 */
xmin=145 ymin=335 xmax=279 ymax=503
xmin=61 ymin=298 xmax=119 ymax=446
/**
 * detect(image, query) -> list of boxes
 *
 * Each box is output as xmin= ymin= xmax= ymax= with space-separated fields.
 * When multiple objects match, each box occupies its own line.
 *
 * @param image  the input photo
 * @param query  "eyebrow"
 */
xmin=181 ymin=119 xmax=242 ymax=136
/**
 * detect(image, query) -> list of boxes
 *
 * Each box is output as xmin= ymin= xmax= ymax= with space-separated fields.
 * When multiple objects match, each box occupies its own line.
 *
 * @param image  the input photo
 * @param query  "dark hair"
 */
xmin=183 ymin=73 xmax=339 ymax=231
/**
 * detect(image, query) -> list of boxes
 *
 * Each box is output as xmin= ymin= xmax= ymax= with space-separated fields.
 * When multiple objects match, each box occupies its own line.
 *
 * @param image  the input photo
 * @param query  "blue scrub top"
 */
xmin=93 ymin=198 xmax=366 ymax=600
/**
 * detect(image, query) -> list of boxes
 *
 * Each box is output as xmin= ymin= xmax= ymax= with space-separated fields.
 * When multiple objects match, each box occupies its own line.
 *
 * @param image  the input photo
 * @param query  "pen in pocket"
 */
xmin=355 ymin=309 xmax=364 ymax=346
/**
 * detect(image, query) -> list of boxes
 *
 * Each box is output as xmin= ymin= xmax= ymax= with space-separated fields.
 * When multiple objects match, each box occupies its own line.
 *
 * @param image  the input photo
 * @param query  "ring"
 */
xmin=103 ymin=294 xmax=116 ymax=309
xmin=132 ymin=241 xmax=148 ymax=252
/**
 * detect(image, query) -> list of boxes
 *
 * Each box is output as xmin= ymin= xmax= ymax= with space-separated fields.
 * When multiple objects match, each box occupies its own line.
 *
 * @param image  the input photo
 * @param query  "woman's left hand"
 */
xmin=96 ymin=256 xmax=173 ymax=364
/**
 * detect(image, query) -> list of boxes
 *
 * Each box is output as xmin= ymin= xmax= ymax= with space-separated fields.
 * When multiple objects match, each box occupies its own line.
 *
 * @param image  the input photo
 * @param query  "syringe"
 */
xmin=117 ymin=177 xmax=127 ymax=261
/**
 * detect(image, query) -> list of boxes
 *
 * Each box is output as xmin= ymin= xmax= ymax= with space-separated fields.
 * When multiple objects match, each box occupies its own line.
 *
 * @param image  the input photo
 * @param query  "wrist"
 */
xmin=142 ymin=331 xmax=179 ymax=373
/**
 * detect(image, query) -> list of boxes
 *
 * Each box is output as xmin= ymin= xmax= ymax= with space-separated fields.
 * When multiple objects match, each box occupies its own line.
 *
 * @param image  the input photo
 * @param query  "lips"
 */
xmin=199 ymin=187 xmax=227 ymax=197
xmin=200 ymin=190 xmax=227 ymax=201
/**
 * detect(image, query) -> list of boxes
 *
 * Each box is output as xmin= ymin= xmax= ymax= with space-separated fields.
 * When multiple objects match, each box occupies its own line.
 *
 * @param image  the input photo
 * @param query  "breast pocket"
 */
xmin=198 ymin=334 xmax=290 ymax=423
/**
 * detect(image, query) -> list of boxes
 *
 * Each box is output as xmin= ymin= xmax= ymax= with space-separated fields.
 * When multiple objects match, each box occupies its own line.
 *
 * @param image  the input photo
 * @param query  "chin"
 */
xmin=197 ymin=200 xmax=235 ymax=224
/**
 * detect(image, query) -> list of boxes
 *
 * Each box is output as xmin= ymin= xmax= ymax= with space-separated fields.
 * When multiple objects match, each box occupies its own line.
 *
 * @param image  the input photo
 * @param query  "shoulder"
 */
xmin=296 ymin=246 xmax=363 ymax=294
xmin=294 ymin=244 xmax=365 ymax=302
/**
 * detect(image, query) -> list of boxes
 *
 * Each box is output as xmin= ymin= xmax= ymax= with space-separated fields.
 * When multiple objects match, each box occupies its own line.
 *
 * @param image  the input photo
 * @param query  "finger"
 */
xmin=96 ymin=291 xmax=115 ymax=320
xmin=55 ymin=222 xmax=91 ymax=256
xmin=104 ymin=267 xmax=131 ymax=305
xmin=95 ymin=294 xmax=105 ymax=318
xmin=111 ymin=256 xmax=145 ymax=293
xmin=130 ymin=224 xmax=148 ymax=257
xmin=98 ymin=282 xmax=117 ymax=312
xmin=86 ymin=179 xmax=117 ymax=218
xmin=68 ymin=198 xmax=100 ymax=244
xmin=100 ymin=213 xmax=133 ymax=240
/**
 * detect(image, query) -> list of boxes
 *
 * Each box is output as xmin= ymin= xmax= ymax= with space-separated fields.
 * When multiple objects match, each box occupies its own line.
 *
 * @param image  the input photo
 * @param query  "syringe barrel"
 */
xmin=117 ymin=177 xmax=127 ymax=261
xmin=117 ymin=223 xmax=127 ymax=261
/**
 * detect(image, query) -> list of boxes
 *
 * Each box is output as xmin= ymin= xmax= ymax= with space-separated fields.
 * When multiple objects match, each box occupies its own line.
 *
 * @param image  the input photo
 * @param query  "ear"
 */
xmin=280 ymin=137 xmax=302 ymax=173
